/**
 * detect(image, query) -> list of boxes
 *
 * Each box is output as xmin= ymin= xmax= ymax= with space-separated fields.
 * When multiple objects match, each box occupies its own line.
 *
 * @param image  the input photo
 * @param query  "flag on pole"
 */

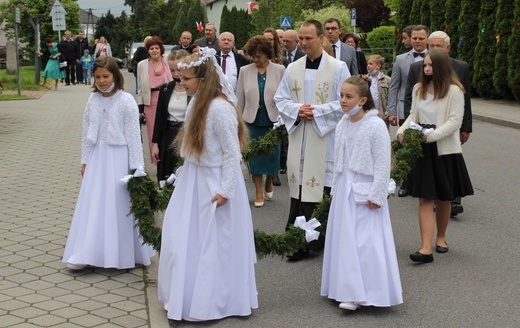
xmin=247 ymin=1 xmax=259 ymax=15
xmin=196 ymin=21 xmax=204 ymax=33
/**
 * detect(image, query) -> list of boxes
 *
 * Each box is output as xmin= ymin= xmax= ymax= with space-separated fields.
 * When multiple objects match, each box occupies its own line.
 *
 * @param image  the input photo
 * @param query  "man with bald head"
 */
xmin=282 ymin=29 xmax=305 ymax=67
xmin=172 ymin=31 xmax=192 ymax=51
xmin=217 ymin=32 xmax=250 ymax=93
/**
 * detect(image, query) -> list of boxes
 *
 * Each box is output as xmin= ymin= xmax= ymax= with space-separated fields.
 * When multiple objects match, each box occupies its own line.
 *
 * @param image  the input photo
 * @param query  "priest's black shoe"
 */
xmin=451 ymin=203 xmax=463 ymax=216
xmin=287 ymin=249 xmax=309 ymax=262
xmin=398 ymin=185 xmax=408 ymax=197
xmin=272 ymin=174 xmax=281 ymax=186
xmin=410 ymin=251 xmax=433 ymax=263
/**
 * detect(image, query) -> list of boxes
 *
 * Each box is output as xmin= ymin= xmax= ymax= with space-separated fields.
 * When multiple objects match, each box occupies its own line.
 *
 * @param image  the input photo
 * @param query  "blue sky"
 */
xmin=77 ymin=0 xmax=131 ymax=17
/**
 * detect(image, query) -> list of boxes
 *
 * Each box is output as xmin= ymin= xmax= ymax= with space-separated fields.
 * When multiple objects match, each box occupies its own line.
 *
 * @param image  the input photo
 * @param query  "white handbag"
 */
xmin=59 ymin=61 xmax=67 ymax=68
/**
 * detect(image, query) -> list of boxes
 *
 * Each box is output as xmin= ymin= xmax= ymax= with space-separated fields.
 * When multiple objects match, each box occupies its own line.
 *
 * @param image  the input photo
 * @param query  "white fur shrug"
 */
xmin=333 ymin=110 xmax=391 ymax=206
xmin=181 ymin=97 xmax=241 ymax=200
xmin=81 ymin=90 xmax=144 ymax=170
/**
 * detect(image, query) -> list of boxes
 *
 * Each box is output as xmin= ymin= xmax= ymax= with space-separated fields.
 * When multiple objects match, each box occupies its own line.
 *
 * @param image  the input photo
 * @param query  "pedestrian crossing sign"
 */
xmin=280 ymin=17 xmax=292 ymax=29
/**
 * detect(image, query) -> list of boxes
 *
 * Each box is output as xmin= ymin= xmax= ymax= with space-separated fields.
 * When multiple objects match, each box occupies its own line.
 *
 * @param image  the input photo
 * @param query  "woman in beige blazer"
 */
xmin=137 ymin=36 xmax=172 ymax=164
xmin=237 ymin=36 xmax=285 ymax=207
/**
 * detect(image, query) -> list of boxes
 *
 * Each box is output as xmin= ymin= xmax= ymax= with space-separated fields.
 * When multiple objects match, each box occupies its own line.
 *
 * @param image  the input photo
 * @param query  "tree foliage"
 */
xmin=172 ymin=1 xmax=191 ymax=43
xmin=394 ymin=0 xmax=413 ymax=54
xmin=366 ymin=25 xmax=395 ymax=61
xmin=457 ymin=0 xmax=481 ymax=67
xmin=444 ymin=0 xmax=461 ymax=58
xmin=295 ymin=5 xmax=351 ymax=33
xmin=0 ymin=0 xmax=81 ymax=57
xmin=429 ymin=0 xmax=446 ymax=32
xmin=346 ymin=0 xmax=391 ymax=32
xmin=493 ymin=0 xmax=515 ymax=99
xmin=186 ymin=0 xmax=206 ymax=40
xmin=508 ymin=0 xmax=520 ymax=100
xmin=472 ymin=0 xmax=499 ymax=98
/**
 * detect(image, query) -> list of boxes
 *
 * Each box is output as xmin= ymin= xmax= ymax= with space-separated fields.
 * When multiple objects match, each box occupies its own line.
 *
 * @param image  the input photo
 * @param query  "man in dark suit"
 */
xmin=171 ymin=31 xmax=192 ymax=51
xmin=216 ymin=31 xmax=251 ymax=94
xmin=324 ymin=18 xmax=359 ymax=75
xmin=282 ymin=29 xmax=305 ymax=67
xmin=404 ymin=31 xmax=472 ymax=216
xmin=75 ymin=31 xmax=89 ymax=84
xmin=60 ymin=31 xmax=78 ymax=85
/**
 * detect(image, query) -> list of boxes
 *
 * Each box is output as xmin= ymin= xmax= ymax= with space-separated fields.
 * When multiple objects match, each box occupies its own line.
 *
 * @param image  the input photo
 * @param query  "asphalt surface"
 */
xmin=1 ymin=70 xmax=519 ymax=327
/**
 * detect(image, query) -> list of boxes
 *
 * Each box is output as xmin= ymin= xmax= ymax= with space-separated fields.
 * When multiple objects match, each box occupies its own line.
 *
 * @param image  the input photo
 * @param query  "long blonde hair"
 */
xmin=177 ymin=53 xmax=248 ymax=161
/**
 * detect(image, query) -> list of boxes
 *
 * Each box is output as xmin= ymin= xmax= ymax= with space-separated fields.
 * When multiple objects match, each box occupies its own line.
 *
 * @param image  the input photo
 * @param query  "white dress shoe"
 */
xmin=254 ymin=201 xmax=264 ymax=207
xmin=264 ymin=191 xmax=273 ymax=200
xmin=339 ymin=302 xmax=359 ymax=310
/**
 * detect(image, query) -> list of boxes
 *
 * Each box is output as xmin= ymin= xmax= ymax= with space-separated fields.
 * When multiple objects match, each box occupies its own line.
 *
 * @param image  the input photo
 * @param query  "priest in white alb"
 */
xmin=274 ymin=20 xmax=350 ymax=261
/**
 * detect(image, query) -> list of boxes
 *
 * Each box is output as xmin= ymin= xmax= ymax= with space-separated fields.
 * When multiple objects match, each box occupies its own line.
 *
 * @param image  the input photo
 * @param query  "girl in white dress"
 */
xmin=63 ymin=57 xmax=155 ymax=270
xmin=321 ymin=76 xmax=403 ymax=311
xmin=158 ymin=48 xmax=258 ymax=321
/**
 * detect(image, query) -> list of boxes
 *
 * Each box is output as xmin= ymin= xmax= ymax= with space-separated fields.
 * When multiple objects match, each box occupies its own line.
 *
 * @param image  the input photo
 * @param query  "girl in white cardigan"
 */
xmin=397 ymin=49 xmax=473 ymax=264
xmin=63 ymin=57 xmax=155 ymax=270
xmin=158 ymin=48 xmax=258 ymax=321
xmin=321 ymin=76 xmax=403 ymax=311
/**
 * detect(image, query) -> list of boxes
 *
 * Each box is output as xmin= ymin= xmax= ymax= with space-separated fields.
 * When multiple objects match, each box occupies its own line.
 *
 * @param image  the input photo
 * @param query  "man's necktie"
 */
xmin=287 ymin=52 xmax=293 ymax=63
xmin=332 ymin=44 xmax=337 ymax=58
xmin=413 ymin=52 xmax=425 ymax=58
xmin=222 ymin=54 xmax=228 ymax=74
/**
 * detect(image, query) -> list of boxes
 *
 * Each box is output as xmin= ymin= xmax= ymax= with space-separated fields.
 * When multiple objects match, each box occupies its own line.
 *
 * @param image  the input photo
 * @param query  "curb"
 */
xmin=473 ymin=114 xmax=520 ymax=130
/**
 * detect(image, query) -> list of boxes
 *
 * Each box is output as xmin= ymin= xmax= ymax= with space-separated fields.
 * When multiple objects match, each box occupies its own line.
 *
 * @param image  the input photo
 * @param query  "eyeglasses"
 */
xmin=325 ymin=27 xmax=338 ymax=31
xmin=180 ymin=75 xmax=199 ymax=82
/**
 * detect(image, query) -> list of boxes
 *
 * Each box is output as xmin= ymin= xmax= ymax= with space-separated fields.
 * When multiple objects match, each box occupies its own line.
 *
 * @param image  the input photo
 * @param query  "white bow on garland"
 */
xmin=294 ymin=216 xmax=321 ymax=243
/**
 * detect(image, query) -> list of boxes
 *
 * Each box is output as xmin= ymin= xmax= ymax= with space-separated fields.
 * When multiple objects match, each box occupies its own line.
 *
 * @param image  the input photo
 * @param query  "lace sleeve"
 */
xmin=81 ymin=98 xmax=93 ymax=164
xmin=122 ymin=93 xmax=144 ymax=170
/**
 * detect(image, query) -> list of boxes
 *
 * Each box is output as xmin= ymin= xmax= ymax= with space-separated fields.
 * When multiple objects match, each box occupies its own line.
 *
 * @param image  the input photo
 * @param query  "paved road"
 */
xmin=1 ymin=70 xmax=519 ymax=327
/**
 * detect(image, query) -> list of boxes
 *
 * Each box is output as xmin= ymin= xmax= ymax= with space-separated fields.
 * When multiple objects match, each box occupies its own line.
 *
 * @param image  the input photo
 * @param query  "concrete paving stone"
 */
xmin=22 ymin=230 xmax=52 ymax=238
xmin=9 ymin=305 xmax=48 ymax=319
xmin=16 ymin=292 xmax=50 ymax=304
xmin=92 ymin=279 xmax=126 ymax=291
xmin=111 ymin=300 xmax=146 ymax=312
xmin=132 ymin=308 xmax=148 ymax=320
xmin=110 ymin=314 xmax=148 ymax=328
xmin=14 ymin=248 xmax=46 ymax=258
xmin=93 ymin=323 xmax=125 ymax=328
xmin=52 ymin=323 xmax=83 ymax=328
xmin=38 ymin=233 xmax=66 ymax=242
xmin=48 ymin=248 xmax=67 ymax=257
xmin=58 ymin=279 xmax=91 ymax=291
xmin=90 ymin=293 xmax=126 ymax=304
xmin=53 ymin=287 xmax=88 ymax=304
xmin=0 ymin=286 xmax=34 ymax=298
xmin=24 ymin=265 xmax=57 ymax=277
xmin=73 ymin=286 xmax=107 ymax=298
xmin=110 ymin=273 xmax=144 ymax=285
xmin=0 ymin=254 xmax=26 ymax=264
xmin=0 ymin=314 xmax=25 ymax=327
xmin=0 ymin=243 xmax=31 ymax=253
xmin=68 ymin=314 xmax=107 ymax=327
xmin=127 ymin=281 xmax=146 ymax=290
xmin=27 ymin=313 xmax=67 ymax=326
xmin=19 ymin=238 xmax=48 ymax=247
xmin=4 ymin=272 xmax=39 ymax=284
xmin=10 ymin=260 xmax=42 ymax=271
xmin=52 ymin=306 xmax=88 ymax=319
xmin=0 ymin=239 xmax=16 ymax=248
xmin=0 ymin=249 xmax=13 ymax=257
xmin=0 ymin=293 xmax=13 ymax=302
xmin=75 ymin=273 xmax=110 ymax=284
xmin=9 ymin=324 xmax=41 ymax=328
xmin=6 ymin=235 xmax=34 ymax=243
xmin=110 ymin=286 xmax=144 ymax=298
xmin=0 ymin=279 xmax=18 ymax=289
xmin=23 ymin=279 xmax=56 ymax=291
xmin=39 ymin=286 xmax=72 ymax=298
xmin=23 ymin=253 xmax=60 ymax=264
xmin=33 ymin=242 xmax=63 ymax=253
xmin=90 ymin=306 xmax=127 ymax=319
xmin=32 ymin=299 xmax=70 ymax=312
xmin=0 ymin=299 xmax=29 ymax=311
xmin=9 ymin=226 xmax=38 ymax=234
xmin=40 ymin=272 xmax=74 ymax=284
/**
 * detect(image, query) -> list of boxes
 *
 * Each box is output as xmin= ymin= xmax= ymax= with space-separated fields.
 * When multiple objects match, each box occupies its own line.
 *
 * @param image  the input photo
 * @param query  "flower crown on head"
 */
xmin=177 ymin=47 xmax=217 ymax=70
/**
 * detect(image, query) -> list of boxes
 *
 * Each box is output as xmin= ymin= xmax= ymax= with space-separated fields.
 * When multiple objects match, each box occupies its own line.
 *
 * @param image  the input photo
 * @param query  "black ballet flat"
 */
xmin=410 ymin=251 xmax=434 ymax=263
xmin=436 ymin=243 xmax=449 ymax=253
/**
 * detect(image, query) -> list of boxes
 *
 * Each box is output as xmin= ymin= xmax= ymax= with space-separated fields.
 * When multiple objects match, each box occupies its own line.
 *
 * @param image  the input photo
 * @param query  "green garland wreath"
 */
xmin=127 ymin=126 xmax=422 ymax=256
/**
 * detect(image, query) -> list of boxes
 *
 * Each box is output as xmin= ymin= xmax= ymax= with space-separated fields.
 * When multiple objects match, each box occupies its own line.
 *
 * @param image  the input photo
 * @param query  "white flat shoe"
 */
xmin=254 ymin=201 xmax=264 ymax=207
xmin=339 ymin=302 xmax=359 ymax=311
xmin=67 ymin=263 xmax=86 ymax=270
xmin=264 ymin=191 xmax=273 ymax=200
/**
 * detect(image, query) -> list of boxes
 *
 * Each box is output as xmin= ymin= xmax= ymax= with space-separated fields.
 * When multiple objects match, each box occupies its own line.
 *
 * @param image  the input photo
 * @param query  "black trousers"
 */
xmin=76 ymin=62 xmax=83 ymax=82
xmin=65 ymin=61 xmax=76 ymax=84
xmin=286 ymin=185 xmax=331 ymax=251
xmin=280 ymin=133 xmax=288 ymax=170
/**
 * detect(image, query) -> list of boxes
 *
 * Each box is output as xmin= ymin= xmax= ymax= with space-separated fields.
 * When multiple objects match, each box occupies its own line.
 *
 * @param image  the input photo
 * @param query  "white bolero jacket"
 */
xmin=333 ymin=110 xmax=391 ymax=206
xmin=81 ymin=90 xmax=144 ymax=170
xmin=181 ymin=97 xmax=241 ymax=200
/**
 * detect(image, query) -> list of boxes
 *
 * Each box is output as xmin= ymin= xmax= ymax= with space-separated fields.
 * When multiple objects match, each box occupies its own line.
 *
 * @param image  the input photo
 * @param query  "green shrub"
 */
xmin=366 ymin=26 xmax=395 ymax=62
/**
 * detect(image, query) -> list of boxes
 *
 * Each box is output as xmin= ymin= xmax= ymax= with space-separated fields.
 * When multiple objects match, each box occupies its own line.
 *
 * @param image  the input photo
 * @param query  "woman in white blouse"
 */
xmin=94 ymin=36 xmax=112 ymax=58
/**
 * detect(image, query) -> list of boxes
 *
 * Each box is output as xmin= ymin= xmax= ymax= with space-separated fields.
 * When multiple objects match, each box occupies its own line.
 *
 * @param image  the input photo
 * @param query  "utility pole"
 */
xmin=85 ymin=8 xmax=94 ymax=41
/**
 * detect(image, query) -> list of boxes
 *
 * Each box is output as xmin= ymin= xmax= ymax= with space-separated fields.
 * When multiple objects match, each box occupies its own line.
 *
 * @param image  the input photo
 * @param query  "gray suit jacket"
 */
xmin=339 ymin=43 xmax=359 ymax=76
xmin=404 ymin=58 xmax=472 ymax=133
xmin=236 ymin=62 xmax=285 ymax=123
xmin=387 ymin=50 xmax=417 ymax=118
